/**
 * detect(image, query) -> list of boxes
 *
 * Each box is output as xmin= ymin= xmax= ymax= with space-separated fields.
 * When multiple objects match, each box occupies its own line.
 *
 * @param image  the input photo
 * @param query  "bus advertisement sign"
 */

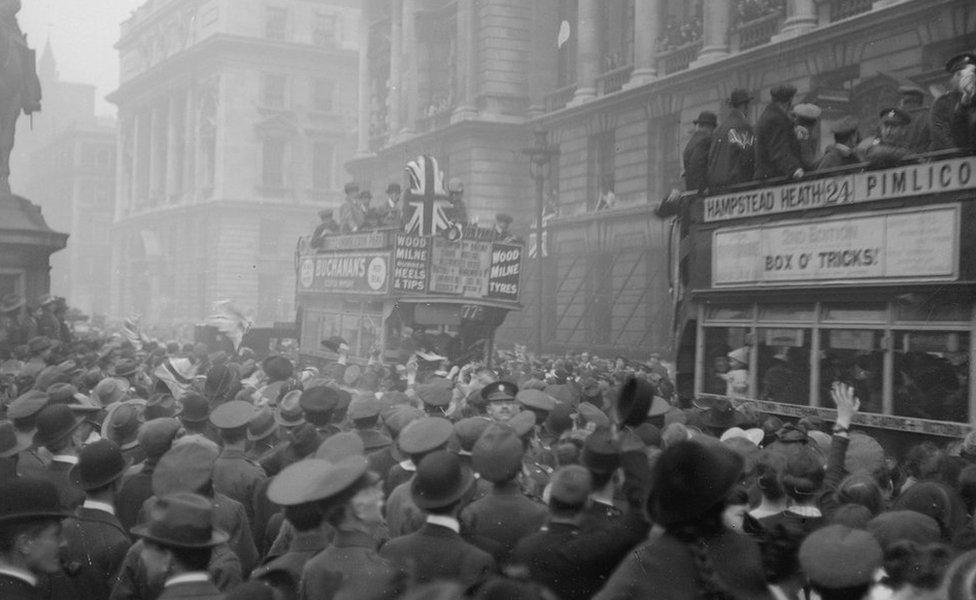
xmin=298 ymin=252 xmax=390 ymax=294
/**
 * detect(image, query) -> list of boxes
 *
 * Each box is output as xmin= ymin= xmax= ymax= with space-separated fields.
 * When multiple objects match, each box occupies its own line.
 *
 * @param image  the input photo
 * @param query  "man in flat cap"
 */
xmin=460 ymin=424 xmax=547 ymax=565
xmin=930 ymin=51 xmax=976 ymax=152
xmin=130 ymin=493 xmax=229 ymax=600
xmin=756 ymin=84 xmax=805 ymax=181
xmin=864 ymin=107 xmax=915 ymax=167
xmin=792 ymin=102 xmax=822 ymax=169
xmin=210 ymin=401 xmax=267 ymax=544
xmin=683 ymin=111 xmax=716 ymax=193
xmin=493 ymin=213 xmax=519 ymax=244
xmin=707 ymin=89 xmax=756 ymax=189
xmin=298 ymin=456 xmax=402 ymax=600
xmin=380 ymin=451 xmax=495 ymax=589
xmin=817 ymin=117 xmax=861 ymax=171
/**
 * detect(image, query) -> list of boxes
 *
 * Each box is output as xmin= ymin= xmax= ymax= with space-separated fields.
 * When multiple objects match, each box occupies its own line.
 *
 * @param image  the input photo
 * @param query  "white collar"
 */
xmin=0 ymin=565 xmax=37 ymax=587
xmin=399 ymin=459 xmax=415 ymax=472
xmin=82 ymin=500 xmax=115 ymax=515
xmin=789 ymin=505 xmax=822 ymax=518
xmin=164 ymin=572 xmax=211 ymax=587
xmin=426 ymin=515 xmax=460 ymax=533
xmin=51 ymin=455 xmax=78 ymax=465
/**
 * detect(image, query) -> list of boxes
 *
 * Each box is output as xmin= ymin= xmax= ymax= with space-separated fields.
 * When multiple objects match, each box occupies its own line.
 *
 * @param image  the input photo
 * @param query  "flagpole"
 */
xmin=523 ymin=129 xmax=556 ymax=355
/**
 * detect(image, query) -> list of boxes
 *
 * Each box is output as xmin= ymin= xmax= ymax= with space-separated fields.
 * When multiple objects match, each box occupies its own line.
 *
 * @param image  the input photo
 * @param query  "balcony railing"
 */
xmin=828 ymin=0 xmax=872 ymax=21
xmin=545 ymin=84 xmax=577 ymax=112
xmin=731 ymin=10 xmax=784 ymax=51
xmin=658 ymin=40 xmax=703 ymax=75
xmin=415 ymin=108 xmax=453 ymax=133
xmin=596 ymin=64 xmax=634 ymax=96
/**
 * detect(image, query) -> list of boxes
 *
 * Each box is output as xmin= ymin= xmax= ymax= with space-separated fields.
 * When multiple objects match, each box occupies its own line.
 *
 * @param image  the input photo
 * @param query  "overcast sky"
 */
xmin=19 ymin=0 xmax=141 ymax=116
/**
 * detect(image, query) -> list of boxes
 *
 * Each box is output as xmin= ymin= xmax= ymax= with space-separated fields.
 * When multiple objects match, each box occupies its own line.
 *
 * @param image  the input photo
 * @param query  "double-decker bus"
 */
xmin=294 ymin=223 xmax=524 ymax=369
xmin=667 ymin=151 xmax=976 ymax=446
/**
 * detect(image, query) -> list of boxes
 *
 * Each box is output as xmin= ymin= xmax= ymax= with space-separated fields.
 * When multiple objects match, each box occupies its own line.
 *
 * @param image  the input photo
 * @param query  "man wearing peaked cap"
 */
xmin=865 ymin=107 xmax=915 ymax=167
xmin=707 ymin=89 xmax=756 ymax=188
xmin=315 ymin=431 xmax=364 ymax=462
xmin=34 ymin=403 xmax=87 ymax=510
xmin=381 ymin=451 xmax=494 ymax=589
xmin=462 ymin=424 xmax=547 ymax=565
xmin=131 ymin=493 xmax=229 ymax=600
xmin=577 ymin=402 xmax=610 ymax=432
xmin=348 ymin=395 xmax=392 ymax=453
xmin=415 ymin=383 xmax=452 ymax=416
xmin=291 ymin=456 xmax=402 ymax=600
xmin=482 ymin=380 xmax=519 ymax=423
xmin=60 ymin=439 xmax=132 ymax=600
xmin=368 ymin=405 xmax=422 ymax=492
xmin=117 ymin=418 xmax=184 ymax=531
xmin=254 ymin=458 xmax=355 ymax=599
xmin=209 ymin=401 xmax=267 ymax=545
xmin=385 ymin=417 xmax=456 ymax=536
xmin=0 ymin=477 xmax=72 ymax=599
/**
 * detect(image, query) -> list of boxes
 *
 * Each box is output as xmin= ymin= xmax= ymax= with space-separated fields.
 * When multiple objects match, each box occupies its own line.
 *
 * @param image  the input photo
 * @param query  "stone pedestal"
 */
xmin=0 ymin=194 xmax=68 ymax=304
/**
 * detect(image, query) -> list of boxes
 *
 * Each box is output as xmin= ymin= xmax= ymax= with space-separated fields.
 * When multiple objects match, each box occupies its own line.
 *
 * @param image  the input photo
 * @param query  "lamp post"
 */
xmin=522 ymin=129 xmax=557 ymax=354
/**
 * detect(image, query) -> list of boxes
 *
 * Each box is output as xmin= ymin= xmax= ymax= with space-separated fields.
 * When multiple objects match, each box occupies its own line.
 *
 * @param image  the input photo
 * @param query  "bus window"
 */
xmin=893 ymin=331 xmax=970 ymax=423
xmin=819 ymin=329 xmax=885 ymax=414
xmin=757 ymin=328 xmax=811 ymax=406
xmin=703 ymin=326 xmax=751 ymax=398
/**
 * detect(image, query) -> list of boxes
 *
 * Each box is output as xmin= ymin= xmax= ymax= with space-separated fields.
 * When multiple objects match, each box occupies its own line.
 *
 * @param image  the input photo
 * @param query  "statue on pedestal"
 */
xmin=0 ymin=0 xmax=42 ymax=195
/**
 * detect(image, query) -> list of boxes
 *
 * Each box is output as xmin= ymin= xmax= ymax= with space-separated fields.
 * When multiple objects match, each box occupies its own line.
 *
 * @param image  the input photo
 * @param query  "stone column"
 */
xmin=570 ymin=0 xmax=600 ymax=105
xmin=401 ymin=0 xmax=418 ymax=133
xmin=183 ymin=86 xmax=196 ymax=194
xmin=625 ymin=0 xmax=662 ymax=88
xmin=694 ymin=0 xmax=731 ymax=65
xmin=452 ymin=0 xmax=477 ymax=121
xmin=527 ymin=0 xmax=559 ymax=117
xmin=116 ymin=113 xmax=131 ymax=219
xmin=165 ymin=93 xmax=181 ymax=201
xmin=776 ymin=0 xmax=817 ymax=39
xmin=132 ymin=110 xmax=145 ymax=209
xmin=356 ymin=5 xmax=372 ymax=155
xmin=388 ymin=0 xmax=401 ymax=134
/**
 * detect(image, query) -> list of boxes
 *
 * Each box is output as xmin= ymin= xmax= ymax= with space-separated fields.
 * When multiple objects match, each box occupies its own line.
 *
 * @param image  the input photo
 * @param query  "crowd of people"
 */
xmin=2 ymin=306 xmax=976 ymax=600
xmin=657 ymin=11 xmax=703 ymax=52
xmin=732 ymin=0 xmax=787 ymax=26
xmin=676 ymin=50 xmax=976 ymax=194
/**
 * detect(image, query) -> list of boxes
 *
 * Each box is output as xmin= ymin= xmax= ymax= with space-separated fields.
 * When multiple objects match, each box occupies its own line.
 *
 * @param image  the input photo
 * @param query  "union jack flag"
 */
xmin=403 ymin=155 xmax=454 ymax=237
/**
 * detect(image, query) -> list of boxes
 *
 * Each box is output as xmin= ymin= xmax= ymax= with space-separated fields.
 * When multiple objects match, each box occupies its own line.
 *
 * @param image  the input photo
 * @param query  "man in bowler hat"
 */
xmin=683 ymin=111 xmax=717 ymax=192
xmin=33 ymin=404 xmax=87 ymax=510
xmin=55 ymin=439 xmax=132 ymax=600
xmin=707 ymin=89 xmax=756 ymax=188
xmin=380 ymin=451 xmax=495 ymax=590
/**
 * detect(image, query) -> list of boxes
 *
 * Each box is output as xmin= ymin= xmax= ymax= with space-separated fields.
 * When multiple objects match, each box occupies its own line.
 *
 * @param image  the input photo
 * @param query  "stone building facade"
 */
xmin=109 ymin=0 xmax=359 ymax=330
xmin=351 ymin=0 xmax=976 ymax=357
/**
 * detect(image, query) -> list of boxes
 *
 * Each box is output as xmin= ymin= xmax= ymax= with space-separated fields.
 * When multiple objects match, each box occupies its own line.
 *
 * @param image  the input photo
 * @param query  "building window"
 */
xmin=265 ymin=7 xmax=287 ymax=40
xmin=313 ymin=12 xmax=337 ymax=47
xmin=262 ymin=74 xmax=287 ymax=108
xmin=262 ymin=138 xmax=286 ymax=188
xmin=312 ymin=141 xmax=334 ymax=190
xmin=588 ymin=130 xmax=614 ymax=210
xmin=311 ymin=78 xmax=334 ymax=112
